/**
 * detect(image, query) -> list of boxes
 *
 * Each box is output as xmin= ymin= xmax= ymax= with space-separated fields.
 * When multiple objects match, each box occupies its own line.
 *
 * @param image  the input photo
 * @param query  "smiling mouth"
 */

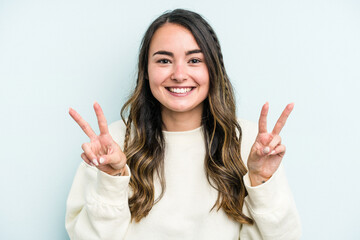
xmin=166 ymin=87 xmax=194 ymax=94
xmin=166 ymin=87 xmax=195 ymax=93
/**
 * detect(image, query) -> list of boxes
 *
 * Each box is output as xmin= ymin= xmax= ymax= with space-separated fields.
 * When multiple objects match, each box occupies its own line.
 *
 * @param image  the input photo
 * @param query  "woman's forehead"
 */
xmin=149 ymin=23 xmax=201 ymax=54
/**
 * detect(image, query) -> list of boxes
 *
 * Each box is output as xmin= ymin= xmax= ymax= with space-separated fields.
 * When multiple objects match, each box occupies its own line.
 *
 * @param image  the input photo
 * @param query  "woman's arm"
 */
xmin=66 ymin=162 xmax=131 ymax=240
xmin=66 ymin=103 xmax=131 ymax=239
xmin=240 ymin=165 xmax=301 ymax=239
xmin=238 ymin=104 xmax=301 ymax=239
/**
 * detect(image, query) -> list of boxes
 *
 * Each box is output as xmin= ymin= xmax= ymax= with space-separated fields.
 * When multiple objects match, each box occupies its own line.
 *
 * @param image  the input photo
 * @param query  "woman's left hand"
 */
xmin=247 ymin=102 xmax=294 ymax=186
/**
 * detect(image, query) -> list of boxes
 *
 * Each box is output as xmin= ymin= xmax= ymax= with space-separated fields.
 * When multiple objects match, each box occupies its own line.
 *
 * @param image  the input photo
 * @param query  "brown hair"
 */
xmin=121 ymin=9 xmax=253 ymax=224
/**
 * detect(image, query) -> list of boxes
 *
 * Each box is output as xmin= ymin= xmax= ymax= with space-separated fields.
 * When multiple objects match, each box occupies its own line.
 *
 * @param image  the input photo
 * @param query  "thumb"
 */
xmin=263 ymin=146 xmax=270 ymax=154
xmin=98 ymin=153 xmax=125 ymax=170
xmin=256 ymin=146 xmax=270 ymax=157
xmin=98 ymin=155 xmax=107 ymax=165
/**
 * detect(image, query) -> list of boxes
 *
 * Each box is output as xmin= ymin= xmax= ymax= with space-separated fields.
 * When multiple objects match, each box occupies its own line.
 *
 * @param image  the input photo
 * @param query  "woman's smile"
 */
xmin=166 ymin=87 xmax=195 ymax=95
xmin=147 ymin=23 xmax=209 ymax=119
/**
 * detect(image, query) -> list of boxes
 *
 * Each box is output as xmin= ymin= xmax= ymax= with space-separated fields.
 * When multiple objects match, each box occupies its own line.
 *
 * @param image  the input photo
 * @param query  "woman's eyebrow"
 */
xmin=152 ymin=50 xmax=173 ymax=57
xmin=186 ymin=49 xmax=202 ymax=55
xmin=152 ymin=49 xmax=202 ymax=57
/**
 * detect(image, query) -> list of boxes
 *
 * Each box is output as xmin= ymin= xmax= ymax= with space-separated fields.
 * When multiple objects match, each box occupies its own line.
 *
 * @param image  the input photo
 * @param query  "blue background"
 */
xmin=1 ymin=0 xmax=359 ymax=239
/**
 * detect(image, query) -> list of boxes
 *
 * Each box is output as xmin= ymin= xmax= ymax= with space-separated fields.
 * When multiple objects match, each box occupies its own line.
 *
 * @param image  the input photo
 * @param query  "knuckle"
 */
xmin=80 ymin=123 xmax=87 ymax=130
xmin=81 ymin=142 xmax=89 ymax=150
xmin=82 ymin=143 xmax=95 ymax=157
xmin=80 ymin=154 xmax=90 ymax=164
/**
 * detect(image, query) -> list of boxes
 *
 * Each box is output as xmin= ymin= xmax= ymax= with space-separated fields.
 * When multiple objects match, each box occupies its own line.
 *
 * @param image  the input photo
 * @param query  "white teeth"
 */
xmin=168 ymin=87 xmax=192 ymax=93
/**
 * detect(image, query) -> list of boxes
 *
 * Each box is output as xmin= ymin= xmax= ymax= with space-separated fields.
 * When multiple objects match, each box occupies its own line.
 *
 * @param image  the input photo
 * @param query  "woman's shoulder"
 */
xmin=107 ymin=118 xmax=258 ymax=151
xmin=238 ymin=118 xmax=257 ymax=131
xmin=238 ymin=118 xmax=258 ymax=141
xmin=237 ymin=118 xmax=258 ymax=163
xmin=108 ymin=120 xmax=127 ymax=149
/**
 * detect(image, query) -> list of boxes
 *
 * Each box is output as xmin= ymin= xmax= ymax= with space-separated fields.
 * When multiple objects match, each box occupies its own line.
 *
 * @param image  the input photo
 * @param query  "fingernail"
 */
xmin=263 ymin=147 xmax=270 ymax=154
xmin=92 ymin=159 xmax=99 ymax=166
xmin=99 ymin=157 xmax=105 ymax=164
xmin=270 ymin=150 xmax=276 ymax=155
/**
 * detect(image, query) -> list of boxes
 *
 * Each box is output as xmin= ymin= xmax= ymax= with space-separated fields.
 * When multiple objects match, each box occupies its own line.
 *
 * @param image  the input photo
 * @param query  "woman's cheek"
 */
xmin=191 ymin=67 xmax=210 ymax=85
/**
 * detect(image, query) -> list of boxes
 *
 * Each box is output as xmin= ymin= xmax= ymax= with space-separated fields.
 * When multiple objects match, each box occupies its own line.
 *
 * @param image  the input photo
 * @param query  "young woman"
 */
xmin=66 ymin=9 xmax=301 ymax=240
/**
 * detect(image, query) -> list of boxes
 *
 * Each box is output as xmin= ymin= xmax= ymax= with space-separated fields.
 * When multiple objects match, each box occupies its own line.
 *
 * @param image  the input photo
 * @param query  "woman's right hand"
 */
xmin=69 ymin=102 xmax=127 ymax=176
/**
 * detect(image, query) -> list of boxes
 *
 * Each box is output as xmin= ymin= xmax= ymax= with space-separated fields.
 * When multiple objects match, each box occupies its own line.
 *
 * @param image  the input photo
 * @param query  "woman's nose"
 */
xmin=170 ymin=63 xmax=188 ymax=82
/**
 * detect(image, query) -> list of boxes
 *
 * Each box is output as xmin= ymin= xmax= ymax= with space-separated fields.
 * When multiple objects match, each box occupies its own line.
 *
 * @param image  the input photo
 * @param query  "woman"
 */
xmin=66 ymin=9 xmax=301 ymax=240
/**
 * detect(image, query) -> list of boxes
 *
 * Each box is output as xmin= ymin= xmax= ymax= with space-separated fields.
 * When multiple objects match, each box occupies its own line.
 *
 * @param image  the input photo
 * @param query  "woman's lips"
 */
xmin=165 ymin=87 xmax=195 ymax=96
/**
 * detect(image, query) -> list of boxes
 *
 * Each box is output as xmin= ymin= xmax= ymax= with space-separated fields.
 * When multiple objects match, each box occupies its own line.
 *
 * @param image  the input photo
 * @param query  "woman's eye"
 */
xmin=157 ymin=59 xmax=171 ymax=64
xmin=189 ymin=58 xmax=201 ymax=64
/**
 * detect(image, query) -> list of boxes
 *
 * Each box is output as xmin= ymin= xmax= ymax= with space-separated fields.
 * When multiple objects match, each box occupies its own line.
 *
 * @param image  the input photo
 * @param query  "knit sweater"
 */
xmin=65 ymin=119 xmax=301 ymax=240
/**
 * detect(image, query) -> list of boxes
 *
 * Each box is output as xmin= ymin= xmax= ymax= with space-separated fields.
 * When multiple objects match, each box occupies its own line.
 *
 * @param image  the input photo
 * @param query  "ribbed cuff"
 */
xmin=95 ymin=165 xmax=131 ymax=205
xmin=243 ymin=164 xmax=289 ymax=214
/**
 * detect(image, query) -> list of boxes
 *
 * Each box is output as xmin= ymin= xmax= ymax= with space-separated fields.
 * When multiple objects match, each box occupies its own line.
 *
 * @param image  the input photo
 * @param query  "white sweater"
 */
xmin=65 ymin=119 xmax=301 ymax=240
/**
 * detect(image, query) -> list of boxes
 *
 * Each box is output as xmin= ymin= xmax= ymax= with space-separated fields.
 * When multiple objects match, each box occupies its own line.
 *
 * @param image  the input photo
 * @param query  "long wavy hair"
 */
xmin=121 ymin=9 xmax=253 ymax=224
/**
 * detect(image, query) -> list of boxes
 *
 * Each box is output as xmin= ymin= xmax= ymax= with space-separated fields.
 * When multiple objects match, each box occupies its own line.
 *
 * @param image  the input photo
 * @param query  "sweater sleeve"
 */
xmin=65 ymin=163 xmax=131 ymax=240
xmin=238 ymin=119 xmax=301 ymax=240
xmin=65 ymin=120 xmax=131 ymax=240
xmin=239 ymin=165 xmax=301 ymax=239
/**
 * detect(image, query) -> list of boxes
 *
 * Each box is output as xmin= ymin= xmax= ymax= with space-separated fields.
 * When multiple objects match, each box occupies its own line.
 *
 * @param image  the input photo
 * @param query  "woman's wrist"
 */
xmin=112 ymin=165 xmax=128 ymax=176
xmin=248 ymin=172 xmax=271 ymax=187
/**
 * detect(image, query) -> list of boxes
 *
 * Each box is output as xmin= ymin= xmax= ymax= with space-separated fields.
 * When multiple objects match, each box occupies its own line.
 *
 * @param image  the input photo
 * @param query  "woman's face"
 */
xmin=147 ymin=23 xmax=209 ymax=119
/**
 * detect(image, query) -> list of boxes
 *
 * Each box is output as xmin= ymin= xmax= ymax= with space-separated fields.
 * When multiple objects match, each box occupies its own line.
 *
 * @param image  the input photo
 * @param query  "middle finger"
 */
xmin=272 ymin=103 xmax=294 ymax=135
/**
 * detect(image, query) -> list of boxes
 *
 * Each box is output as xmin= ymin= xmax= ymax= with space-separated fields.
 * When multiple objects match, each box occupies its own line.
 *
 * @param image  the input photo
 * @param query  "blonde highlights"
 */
xmin=121 ymin=9 xmax=253 ymax=224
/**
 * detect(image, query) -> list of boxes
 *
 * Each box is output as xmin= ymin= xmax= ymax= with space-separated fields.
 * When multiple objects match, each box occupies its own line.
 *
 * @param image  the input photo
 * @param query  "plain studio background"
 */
xmin=0 ymin=0 xmax=359 ymax=239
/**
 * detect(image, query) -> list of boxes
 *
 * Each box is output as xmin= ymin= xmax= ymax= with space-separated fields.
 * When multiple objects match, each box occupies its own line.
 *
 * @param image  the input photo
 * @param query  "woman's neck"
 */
xmin=161 ymin=105 xmax=203 ymax=132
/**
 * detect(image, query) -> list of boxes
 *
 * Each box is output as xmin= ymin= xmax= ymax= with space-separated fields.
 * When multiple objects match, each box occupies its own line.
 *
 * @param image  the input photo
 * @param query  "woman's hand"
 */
xmin=247 ymin=102 xmax=294 ymax=186
xmin=69 ymin=102 xmax=127 ymax=176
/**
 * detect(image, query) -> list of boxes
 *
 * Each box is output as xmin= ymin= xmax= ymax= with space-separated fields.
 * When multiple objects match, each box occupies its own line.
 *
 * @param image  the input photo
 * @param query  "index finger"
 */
xmin=258 ymin=102 xmax=269 ymax=133
xmin=69 ymin=108 xmax=97 ymax=139
xmin=93 ymin=102 xmax=109 ymax=135
xmin=272 ymin=103 xmax=294 ymax=135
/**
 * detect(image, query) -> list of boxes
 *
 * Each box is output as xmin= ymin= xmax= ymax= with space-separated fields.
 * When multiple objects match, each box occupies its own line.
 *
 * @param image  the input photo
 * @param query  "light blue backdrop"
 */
xmin=1 ymin=0 xmax=359 ymax=239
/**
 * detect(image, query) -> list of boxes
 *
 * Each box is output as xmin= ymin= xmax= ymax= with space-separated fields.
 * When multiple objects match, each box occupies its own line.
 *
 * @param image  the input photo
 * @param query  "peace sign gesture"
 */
xmin=69 ymin=102 xmax=127 ymax=176
xmin=247 ymin=102 xmax=294 ymax=186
